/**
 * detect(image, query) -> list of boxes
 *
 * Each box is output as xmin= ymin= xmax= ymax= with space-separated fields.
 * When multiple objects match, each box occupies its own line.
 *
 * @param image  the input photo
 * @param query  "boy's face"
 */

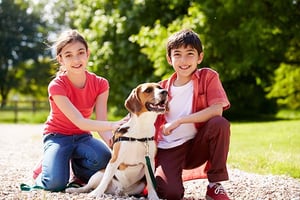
xmin=167 ymin=45 xmax=203 ymax=82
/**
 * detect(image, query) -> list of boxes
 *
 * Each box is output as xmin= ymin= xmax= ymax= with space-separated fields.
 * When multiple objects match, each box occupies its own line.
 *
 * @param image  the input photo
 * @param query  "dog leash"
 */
xmin=20 ymin=183 xmax=44 ymax=191
xmin=20 ymin=183 xmax=66 ymax=192
xmin=144 ymin=141 xmax=157 ymax=189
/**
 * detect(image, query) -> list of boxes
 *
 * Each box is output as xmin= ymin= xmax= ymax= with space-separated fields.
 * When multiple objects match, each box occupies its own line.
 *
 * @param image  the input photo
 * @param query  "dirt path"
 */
xmin=0 ymin=124 xmax=299 ymax=200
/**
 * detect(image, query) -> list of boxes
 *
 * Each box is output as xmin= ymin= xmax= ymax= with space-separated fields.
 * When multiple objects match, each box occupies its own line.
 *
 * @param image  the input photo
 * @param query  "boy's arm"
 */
xmin=163 ymin=103 xmax=223 ymax=135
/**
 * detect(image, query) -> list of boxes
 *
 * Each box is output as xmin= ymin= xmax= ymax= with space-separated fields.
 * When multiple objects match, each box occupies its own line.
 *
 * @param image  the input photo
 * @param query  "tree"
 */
xmin=15 ymin=57 xmax=56 ymax=99
xmin=131 ymin=0 xmax=300 ymax=118
xmin=199 ymin=0 xmax=300 ymax=117
xmin=66 ymin=0 xmax=192 ymax=115
xmin=0 ymin=0 xmax=48 ymax=107
xmin=41 ymin=0 xmax=299 ymax=118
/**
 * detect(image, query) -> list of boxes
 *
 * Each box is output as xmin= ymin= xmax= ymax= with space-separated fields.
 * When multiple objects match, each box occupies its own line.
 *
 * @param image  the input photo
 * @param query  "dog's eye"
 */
xmin=144 ymin=87 xmax=153 ymax=93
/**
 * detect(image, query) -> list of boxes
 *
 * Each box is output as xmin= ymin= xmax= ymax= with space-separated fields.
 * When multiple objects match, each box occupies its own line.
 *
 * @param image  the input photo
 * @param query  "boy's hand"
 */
xmin=162 ymin=120 xmax=180 ymax=135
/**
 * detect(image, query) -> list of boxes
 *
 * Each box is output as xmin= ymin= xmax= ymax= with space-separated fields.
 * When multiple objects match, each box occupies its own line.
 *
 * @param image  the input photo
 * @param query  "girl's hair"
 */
xmin=166 ymin=29 xmax=203 ymax=57
xmin=53 ymin=30 xmax=88 ymax=76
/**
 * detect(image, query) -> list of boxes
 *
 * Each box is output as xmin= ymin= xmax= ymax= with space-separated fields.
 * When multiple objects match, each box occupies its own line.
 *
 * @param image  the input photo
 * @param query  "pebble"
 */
xmin=0 ymin=124 xmax=299 ymax=200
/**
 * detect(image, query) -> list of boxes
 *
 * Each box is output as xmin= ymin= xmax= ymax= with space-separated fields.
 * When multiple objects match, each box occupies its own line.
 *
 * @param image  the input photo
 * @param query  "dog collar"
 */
xmin=113 ymin=136 xmax=154 ymax=144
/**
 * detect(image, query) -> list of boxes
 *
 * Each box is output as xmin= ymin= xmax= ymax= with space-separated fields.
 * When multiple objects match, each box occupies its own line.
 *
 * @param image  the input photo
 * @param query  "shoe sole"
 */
xmin=205 ymin=195 xmax=214 ymax=200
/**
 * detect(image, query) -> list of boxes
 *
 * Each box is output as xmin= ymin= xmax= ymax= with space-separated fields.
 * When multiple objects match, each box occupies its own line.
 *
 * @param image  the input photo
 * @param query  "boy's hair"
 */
xmin=166 ymin=29 xmax=203 ymax=57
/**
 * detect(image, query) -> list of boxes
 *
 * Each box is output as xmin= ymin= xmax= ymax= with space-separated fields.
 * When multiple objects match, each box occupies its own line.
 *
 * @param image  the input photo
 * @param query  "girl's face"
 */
xmin=57 ymin=41 xmax=90 ymax=75
xmin=167 ymin=45 xmax=203 ymax=84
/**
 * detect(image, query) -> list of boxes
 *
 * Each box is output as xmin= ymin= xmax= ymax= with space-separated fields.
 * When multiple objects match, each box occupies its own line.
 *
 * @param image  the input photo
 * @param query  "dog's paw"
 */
xmin=65 ymin=187 xmax=78 ymax=193
xmin=148 ymin=195 xmax=160 ymax=200
xmin=88 ymin=190 xmax=105 ymax=198
xmin=106 ymin=179 xmax=123 ymax=195
xmin=148 ymin=190 xmax=160 ymax=200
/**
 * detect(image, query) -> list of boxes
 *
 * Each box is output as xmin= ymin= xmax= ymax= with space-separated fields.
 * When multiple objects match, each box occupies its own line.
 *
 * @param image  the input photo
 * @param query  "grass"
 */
xmin=228 ymin=120 xmax=300 ymax=179
xmin=1 ymin=109 xmax=299 ymax=179
xmin=0 ymin=110 xmax=49 ymax=123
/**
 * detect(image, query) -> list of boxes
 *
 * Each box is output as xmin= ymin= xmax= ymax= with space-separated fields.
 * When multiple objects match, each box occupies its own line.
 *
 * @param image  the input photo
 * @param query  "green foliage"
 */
xmin=15 ymin=58 xmax=55 ymax=99
xmin=0 ymin=0 xmax=50 ymax=106
xmin=1 ymin=0 xmax=299 ymax=119
xmin=267 ymin=64 xmax=300 ymax=109
xmin=266 ymin=33 xmax=300 ymax=109
xmin=131 ymin=1 xmax=300 ymax=118
xmin=129 ymin=2 xmax=206 ymax=78
xmin=66 ymin=0 xmax=193 ymax=116
xmin=276 ymin=109 xmax=300 ymax=120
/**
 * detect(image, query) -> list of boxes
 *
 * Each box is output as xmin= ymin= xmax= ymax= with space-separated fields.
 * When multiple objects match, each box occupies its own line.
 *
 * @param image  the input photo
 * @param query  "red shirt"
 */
xmin=155 ymin=68 xmax=230 ymax=181
xmin=43 ymin=71 xmax=109 ymax=135
xmin=155 ymin=68 xmax=230 ymax=142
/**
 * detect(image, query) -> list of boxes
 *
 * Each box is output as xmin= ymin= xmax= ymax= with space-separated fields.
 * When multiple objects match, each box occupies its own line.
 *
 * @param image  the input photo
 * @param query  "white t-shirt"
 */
xmin=157 ymin=80 xmax=197 ymax=149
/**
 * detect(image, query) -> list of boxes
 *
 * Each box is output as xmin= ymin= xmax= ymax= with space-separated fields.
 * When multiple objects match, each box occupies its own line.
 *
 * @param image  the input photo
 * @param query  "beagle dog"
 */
xmin=66 ymin=83 xmax=168 ymax=200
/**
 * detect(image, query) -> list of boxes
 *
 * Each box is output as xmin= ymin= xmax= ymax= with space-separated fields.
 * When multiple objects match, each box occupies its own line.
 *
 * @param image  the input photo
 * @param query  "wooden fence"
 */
xmin=0 ymin=100 xmax=49 ymax=123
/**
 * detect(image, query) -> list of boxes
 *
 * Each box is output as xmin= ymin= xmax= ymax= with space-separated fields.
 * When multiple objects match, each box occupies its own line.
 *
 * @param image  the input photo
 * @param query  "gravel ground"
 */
xmin=0 ymin=124 xmax=299 ymax=200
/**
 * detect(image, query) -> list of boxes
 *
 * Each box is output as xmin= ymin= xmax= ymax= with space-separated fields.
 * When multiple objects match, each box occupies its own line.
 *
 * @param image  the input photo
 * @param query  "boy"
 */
xmin=154 ymin=29 xmax=231 ymax=200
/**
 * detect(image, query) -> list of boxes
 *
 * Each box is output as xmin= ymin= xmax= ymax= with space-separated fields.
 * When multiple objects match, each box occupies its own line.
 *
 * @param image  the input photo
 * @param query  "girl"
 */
xmin=35 ymin=30 xmax=124 ymax=191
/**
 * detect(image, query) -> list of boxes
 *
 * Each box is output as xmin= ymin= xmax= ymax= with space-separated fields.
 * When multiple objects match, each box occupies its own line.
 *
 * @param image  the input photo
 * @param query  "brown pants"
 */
xmin=155 ymin=116 xmax=230 ymax=200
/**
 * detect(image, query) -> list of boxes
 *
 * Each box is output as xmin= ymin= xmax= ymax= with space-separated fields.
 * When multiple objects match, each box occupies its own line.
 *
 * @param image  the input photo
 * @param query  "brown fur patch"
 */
xmin=125 ymin=83 xmax=164 ymax=116
xmin=118 ymin=163 xmax=128 ymax=170
xmin=118 ymin=163 xmax=139 ymax=171
xmin=117 ymin=126 xmax=129 ymax=134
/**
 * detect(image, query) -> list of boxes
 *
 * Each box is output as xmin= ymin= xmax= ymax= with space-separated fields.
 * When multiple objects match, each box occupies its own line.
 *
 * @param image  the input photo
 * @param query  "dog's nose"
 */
xmin=160 ymin=90 xmax=168 ymax=96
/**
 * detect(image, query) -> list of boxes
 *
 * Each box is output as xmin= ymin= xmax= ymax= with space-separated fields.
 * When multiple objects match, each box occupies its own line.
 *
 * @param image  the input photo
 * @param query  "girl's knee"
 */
xmin=44 ymin=182 xmax=66 ymax=192
xmin=38 ymin=175 xmax=68 ymax=191
xmin=87 ymin=151 xmax=111 ymax=170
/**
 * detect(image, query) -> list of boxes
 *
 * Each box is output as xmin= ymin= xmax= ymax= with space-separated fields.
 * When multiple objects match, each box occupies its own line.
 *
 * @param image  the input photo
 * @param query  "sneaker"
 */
xmin=67 ymin=176 xmax=86 ymax=188
xmin=205 ymin=183 xmax=230 ymax=200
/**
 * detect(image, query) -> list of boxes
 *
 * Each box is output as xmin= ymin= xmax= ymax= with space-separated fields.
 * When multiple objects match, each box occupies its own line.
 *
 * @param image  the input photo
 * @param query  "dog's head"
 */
xmin=125 ymin=83 xmax=168 ymax=116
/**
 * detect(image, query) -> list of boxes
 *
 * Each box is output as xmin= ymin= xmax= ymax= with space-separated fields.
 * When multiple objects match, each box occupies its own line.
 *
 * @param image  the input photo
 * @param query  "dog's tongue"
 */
xmin=149 ymin=103 xmax=166 ymax=111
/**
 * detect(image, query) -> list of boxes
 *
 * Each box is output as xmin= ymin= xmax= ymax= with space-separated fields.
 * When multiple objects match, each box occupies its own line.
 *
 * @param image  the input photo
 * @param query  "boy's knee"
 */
xmin=156 ymin=177 xmax=184 ymax=200
xmin=208 ymin=116 xmax=230 ymax=131
xmin=157 ymin=188 xmax=183 ymax=200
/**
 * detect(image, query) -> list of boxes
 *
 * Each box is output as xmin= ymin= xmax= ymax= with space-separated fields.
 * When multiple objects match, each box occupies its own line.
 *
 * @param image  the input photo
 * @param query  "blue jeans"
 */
xmin=35 ymin=133 xmax=111 ymax=191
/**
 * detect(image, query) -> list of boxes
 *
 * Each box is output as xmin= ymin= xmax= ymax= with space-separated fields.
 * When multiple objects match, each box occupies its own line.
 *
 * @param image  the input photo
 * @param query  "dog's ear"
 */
xmin=125 ymin=87 xmax=142 ymax=113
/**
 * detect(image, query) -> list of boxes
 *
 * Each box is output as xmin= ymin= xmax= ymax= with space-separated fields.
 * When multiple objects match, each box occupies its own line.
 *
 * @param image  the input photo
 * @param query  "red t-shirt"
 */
xmin=43 ymin=71 xmax=109 ymax=135
xmin=155 ymin=67 xmax=230 ymax=139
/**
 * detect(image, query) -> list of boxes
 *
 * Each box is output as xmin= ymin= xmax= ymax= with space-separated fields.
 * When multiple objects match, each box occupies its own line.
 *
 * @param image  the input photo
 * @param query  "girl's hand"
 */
xmin=100 ymin=131 xmax=114 ymax=147
xmin=110 ymin=118 xmax=127 ymax=132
